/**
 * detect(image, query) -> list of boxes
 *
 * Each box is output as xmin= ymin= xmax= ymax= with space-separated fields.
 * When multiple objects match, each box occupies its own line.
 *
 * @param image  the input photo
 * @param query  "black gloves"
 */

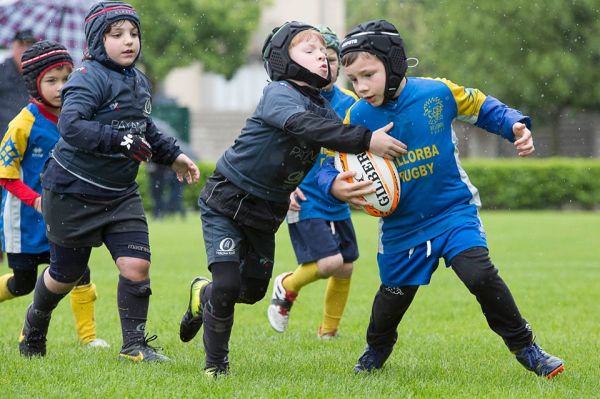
xmin=113 ymin=131 xmax=152 ymax=162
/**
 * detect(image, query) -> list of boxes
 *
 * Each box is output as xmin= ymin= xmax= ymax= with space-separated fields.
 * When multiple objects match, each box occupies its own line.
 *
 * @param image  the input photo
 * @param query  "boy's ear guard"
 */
xmin=340 ymin=19 xmax=408 ymax=103
xmin=262 ymin=21 xmax=331 ymax=88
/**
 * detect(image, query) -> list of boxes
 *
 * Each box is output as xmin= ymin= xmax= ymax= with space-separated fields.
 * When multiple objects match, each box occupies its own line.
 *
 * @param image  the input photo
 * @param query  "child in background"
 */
xmin=268 ymin=26 xmax=360 ymax=339
xmin=319 ymin=19 xmax=564 ymax=379
xmin=178 ymin=21 xmax=406 ymax=377
xmin=0 ymin=40 xmax=108 ymax=349
xmin=18 ymin=2 xmax=199 ymax=362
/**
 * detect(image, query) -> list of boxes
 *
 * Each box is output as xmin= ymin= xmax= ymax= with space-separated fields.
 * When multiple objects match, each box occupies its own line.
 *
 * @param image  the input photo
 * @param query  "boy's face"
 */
xmin=103 ymin=20 xmax=140 ymax=67
xmin=289 ymin=36 xmax=329 ymax=81
xmin=344 ymin=53 xmax=387 ymax=107
xmin=39 ymin=65 xmax=72 ymax=108
xmin=324 ymin=48 xmax=339 ymax=89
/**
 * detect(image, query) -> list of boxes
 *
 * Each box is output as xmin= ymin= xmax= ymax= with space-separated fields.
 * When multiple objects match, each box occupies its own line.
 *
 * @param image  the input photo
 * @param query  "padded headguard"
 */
xmin=340 ymin=19 xmax=407 ymax=103
xmin=84 ymin=1 xmax=141 ymax=69
xmin=22 ymin=40 xmax=73 ymax=106
xmin=262 ymin=21 xmax=330 ymax=89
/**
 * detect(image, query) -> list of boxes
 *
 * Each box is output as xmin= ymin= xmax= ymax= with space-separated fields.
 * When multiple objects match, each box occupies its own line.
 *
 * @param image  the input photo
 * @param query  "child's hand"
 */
xmin=115 ymin=132 xmax=152 ymax=162
xmin=513 ymin=122 xmax=535 ymax=157
xmin=289 ymin=187 xmax=305 ymax=211
xmin=368 ymin=122 xmax=407 ymax=159
xmin=331 ymin=170 xmax=374 ymax=207
xmin=34 ymin=197 xmax=42 ymax=214
xmin=171 ymin=153 xmax=200 ymax=184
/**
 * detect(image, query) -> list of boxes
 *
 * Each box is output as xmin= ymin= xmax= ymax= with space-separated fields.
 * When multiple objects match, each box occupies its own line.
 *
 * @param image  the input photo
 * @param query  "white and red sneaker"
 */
xmin=267 ymin=272 xmax=297 ymax=333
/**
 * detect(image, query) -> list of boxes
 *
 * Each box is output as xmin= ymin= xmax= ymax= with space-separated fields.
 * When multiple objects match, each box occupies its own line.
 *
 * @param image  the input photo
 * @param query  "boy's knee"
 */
xmin=237 ymin=278 xmax=269 ymax=304
xmin=332 ymin=262 xmax=353 ymax=279
xmin=212 ymin=278 xmax=242 ymax=308
xmin=116 ymin=257 xmax=150 ymax=281
xmin=9 ymin=271 xmax=37 ymax=296
xmin=451 ymin=247 xmax=499 ymax=290
xmin=316 ymin=254 xmax=344 ymax=276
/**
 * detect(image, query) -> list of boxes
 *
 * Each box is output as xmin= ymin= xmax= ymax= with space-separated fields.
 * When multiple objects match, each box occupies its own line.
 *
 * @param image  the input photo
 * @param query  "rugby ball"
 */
xmin=334 ymin=151 xmax=400 ymax=217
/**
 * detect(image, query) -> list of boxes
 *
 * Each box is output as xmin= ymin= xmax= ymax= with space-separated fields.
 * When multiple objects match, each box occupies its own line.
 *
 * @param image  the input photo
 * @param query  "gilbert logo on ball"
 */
xmin=334 ymin=151 xmax=401 ymax=217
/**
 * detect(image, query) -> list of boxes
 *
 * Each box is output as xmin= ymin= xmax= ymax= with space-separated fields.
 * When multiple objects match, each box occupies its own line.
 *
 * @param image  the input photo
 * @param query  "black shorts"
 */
xmin=288 ymin=218 xmax=359 ymax=264
xmin=199 ymin=198 xmax=274 ymax=281
xmin=43 ymin=189 xmax=148 ymax=248
xmin=6 ymin=252 xmax=50 ymax=272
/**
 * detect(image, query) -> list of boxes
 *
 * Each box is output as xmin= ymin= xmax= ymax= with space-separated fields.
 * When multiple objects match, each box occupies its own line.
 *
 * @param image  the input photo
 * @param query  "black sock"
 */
xmin=117 ymin=275 xmax=151 ymax=347
xmin=27 ymin=272 xmax=68 ymax=334
xmin=202 ymin=306 xmax=234 ymax=368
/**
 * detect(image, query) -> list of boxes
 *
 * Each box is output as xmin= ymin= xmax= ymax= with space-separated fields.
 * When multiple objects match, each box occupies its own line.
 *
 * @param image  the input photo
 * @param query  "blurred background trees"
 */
xmin=129 ymin=0 xmax=264 ymax=82
xmin=348 ymin=0 xmax=600 ymax=153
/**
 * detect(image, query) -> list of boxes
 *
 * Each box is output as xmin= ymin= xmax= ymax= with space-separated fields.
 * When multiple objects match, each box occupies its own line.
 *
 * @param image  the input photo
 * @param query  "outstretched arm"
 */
xmin=170 ymin=153 xmax=200 ymax=184
xmin=513 ymin=122 xmax=535 ymax=157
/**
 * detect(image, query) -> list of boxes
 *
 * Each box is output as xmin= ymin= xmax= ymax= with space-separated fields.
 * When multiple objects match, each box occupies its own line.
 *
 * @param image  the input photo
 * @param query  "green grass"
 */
xmin=1 ymin=211 xmax=598 ymax=398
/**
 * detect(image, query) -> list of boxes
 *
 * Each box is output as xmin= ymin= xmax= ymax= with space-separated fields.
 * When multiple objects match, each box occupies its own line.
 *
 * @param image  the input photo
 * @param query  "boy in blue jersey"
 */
xmin=319 ymin=20 xmax=564 ymax=379
xmin=178 ymin=21 xmax=406 ymax=377
xmin=268 ymin=26 xmax=360 ymax=339
xmin=17 ymin=2 xmax=199 ymax=361
xmin=0 ymin=40 xmax=108 ymax=349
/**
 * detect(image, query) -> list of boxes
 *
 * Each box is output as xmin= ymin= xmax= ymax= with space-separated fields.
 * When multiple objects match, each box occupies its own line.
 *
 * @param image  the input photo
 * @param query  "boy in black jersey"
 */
xmin=178 ymin=21 xmax=407 ymax=377
xmin=18 ymin=2 xmax=199 ymax=362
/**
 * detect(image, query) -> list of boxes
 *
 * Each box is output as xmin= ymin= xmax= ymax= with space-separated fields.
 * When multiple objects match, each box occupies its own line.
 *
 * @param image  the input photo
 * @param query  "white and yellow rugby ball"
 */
xmin=334 ymin=151 xmax=401 ymax=217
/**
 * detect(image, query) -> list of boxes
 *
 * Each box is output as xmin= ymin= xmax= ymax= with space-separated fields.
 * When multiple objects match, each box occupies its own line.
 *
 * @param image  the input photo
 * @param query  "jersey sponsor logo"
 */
xmin=0 ymin=138 xmax=20 ymax=166
xmin=216 ymin=237 xmax=236 ymax=256
xmin=143 ymin=99 xmax=152 ymax=116
xmin=289 ymin=146 xmax=318 ymax=164
xmin=424 ymin=97 xmax=444 ymax=134
xmin=394 ymin=144 xmax=439 ymax=182
xmin=109 ymin=101 xmax=120 ymax=111
xmin=31 ymin=146 xmax=44 ymax=158
xmin=111 ymin=120 xmax=147 ymax=133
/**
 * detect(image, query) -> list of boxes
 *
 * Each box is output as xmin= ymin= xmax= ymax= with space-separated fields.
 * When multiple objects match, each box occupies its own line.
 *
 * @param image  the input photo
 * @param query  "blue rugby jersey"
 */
xmin=321 ymin=77 xmax=530 ymax=254
xmin=0 ymin=103 xmax=59 ymax=253
xmin=288 ymin=85 xmax=359 ymax=223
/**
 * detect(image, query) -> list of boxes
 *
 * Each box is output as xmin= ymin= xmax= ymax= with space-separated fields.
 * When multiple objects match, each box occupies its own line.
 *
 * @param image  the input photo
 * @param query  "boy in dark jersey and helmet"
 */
xmin=178 ymin=21 xmax=406 ymax=377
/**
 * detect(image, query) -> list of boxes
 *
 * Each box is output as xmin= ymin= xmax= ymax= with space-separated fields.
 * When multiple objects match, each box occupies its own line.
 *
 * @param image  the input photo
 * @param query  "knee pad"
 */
xmin=9 ymin=270 xmax=37 ymax=296
xmin=237 ymin=277 xmax=269 ymax=304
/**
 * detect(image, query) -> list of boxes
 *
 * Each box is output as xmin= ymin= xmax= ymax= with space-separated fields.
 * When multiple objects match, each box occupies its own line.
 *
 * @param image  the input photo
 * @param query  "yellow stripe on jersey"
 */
xmin=343 ymin=101 xmax=360 ymax=125
xmin=338 ymin=86 xmax=359 ymax=101
xmin=0 ymin=108 xmax=35 ymax=179
xmin=435 ymin=78 xmax=487 ymax=124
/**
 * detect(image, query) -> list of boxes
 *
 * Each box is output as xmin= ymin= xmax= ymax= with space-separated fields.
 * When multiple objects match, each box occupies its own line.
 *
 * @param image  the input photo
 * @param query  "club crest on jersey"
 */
xmin=424 ymin=97 xmax=444 ymax=134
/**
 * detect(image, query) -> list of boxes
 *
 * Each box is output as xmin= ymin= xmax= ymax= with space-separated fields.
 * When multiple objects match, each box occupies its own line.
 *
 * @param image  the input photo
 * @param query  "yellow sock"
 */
xmin=282 ymin=262 xmax=322 ymax=293
xmin=69 ymin=283 xmax=98 ymax=344
xmin=0 ymin=273 xmax=15 ymax=302
xmin=321 ymin=276 xmax=351 ymax=334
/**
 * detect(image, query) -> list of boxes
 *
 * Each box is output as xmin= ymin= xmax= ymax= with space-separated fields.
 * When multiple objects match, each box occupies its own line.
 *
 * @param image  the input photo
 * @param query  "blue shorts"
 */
xmin=6 ymin=252 xmax=50 ymax=272
xmin=377 ymin=221 xmax=487 ymax=286
xmin=288 ymin=218 xmax=359 ymax=265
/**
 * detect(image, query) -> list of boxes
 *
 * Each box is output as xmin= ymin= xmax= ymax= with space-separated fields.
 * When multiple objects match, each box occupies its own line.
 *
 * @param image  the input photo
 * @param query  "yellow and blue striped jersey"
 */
xmin=0 ymin=103 xmax=59 ymax=253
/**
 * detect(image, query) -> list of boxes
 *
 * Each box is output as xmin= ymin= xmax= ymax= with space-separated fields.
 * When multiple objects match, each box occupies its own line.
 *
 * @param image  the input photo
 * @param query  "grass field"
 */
xmin=0 ymin=211 xmax=598 ymax=398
